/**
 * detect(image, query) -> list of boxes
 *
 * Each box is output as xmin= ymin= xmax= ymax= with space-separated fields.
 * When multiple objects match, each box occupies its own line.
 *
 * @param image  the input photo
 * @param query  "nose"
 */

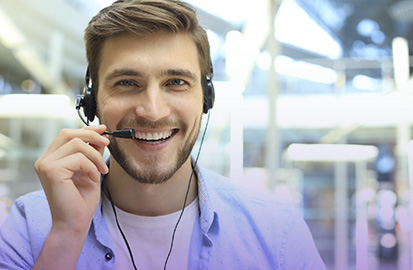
xmin=135 ymin=84 xmax=171 ymax=121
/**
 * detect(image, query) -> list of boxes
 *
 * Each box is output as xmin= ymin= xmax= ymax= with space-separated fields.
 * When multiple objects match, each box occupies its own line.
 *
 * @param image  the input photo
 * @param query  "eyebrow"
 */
xmin=104 ymin=67 xmax=199 ymax=83
xmin=104 ymin=68 xmax=143 ymax=82
xmin=162 ymin=69 xmax=199 ymax=82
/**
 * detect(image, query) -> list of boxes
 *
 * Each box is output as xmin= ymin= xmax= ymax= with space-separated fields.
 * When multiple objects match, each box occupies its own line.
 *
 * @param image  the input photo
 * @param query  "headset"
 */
xmin=76 ymin=66 xmax=215 ymax=126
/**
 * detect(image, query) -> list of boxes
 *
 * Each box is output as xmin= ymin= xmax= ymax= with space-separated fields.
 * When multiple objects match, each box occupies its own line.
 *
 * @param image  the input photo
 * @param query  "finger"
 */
xmin=37 ymin=138 xmax=109 ymax=181
xmin=83 ymin=124 xmax=107 ymax=133
xmin=49 ymin=153 xmax=102 ymax=184
xmin=65 ymin=153 xmax=103 ymax=183
xmin=43 ymin=126 xmax=110 ymax=156
xmin=40 ymin=153 xmax=102 ymax=226
xmin=53 ymin=138 xmax=109 ymax=174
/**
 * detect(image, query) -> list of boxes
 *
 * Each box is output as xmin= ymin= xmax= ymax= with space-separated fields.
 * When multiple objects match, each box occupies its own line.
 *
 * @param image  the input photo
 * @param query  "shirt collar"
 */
xmin=195 ymin=164 xmax=220 ymax=235
xmin=92 ymin=186 xmax=114 ymax=249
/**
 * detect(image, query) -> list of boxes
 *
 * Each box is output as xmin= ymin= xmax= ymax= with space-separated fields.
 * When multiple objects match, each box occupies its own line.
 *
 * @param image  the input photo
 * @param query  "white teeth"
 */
xmin=135 ymin=130 xmax=173 ymax=141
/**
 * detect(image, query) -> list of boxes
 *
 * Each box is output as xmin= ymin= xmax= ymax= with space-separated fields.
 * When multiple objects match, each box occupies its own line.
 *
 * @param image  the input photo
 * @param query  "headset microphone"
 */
xmin=103 ymin=129 xmax=135 ymax=139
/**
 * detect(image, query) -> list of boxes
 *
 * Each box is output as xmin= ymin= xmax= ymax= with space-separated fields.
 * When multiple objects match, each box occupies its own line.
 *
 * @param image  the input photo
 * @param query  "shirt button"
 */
xmin=105 ymin=252 xmax=113 ymax=261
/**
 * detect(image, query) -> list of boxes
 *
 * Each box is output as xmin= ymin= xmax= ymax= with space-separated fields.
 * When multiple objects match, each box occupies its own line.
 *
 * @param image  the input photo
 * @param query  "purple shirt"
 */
xmin=0 ymin=165 xmax=326 ymax=269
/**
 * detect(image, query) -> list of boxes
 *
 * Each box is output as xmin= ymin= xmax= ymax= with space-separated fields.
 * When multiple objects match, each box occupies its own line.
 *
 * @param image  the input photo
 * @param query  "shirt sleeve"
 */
xmin=0 ymin=198 xmax=35 ymax=270
xmin=284 ymin=210 xmax=327 ymax=270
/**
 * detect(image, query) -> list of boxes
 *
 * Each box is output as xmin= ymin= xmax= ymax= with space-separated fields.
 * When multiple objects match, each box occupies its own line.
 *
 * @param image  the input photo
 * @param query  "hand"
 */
xmin=34 ymin=124 xmax=110 ymax=234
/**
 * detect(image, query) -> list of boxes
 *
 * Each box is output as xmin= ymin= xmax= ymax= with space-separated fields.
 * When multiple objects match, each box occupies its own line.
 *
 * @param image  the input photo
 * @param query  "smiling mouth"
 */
xmin=134 ymin=129 xmax=178 ymax=144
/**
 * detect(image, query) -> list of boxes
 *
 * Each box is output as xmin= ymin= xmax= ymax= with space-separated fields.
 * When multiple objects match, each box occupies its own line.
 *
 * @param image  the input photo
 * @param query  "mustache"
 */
xmin=116 ymin=118 xmax=186 ymax=132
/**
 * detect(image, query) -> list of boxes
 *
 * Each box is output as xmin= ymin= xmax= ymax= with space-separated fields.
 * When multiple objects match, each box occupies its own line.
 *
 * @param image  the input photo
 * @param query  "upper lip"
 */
xmin=134 ymin=129 xmax=175 ymax=140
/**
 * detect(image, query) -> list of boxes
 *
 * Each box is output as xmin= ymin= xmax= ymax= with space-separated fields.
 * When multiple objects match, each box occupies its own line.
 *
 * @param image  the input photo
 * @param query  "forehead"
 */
xmin=98 ymin=31 xmax=201 ymax=80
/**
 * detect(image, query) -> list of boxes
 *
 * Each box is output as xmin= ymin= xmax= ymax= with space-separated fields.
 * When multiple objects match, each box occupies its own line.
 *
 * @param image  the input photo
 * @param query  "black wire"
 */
xmin=103 ymin=111 xmax=210 ymax=270
xmin=163 ymin=111 xmax=210 ymax=270
xmin=103 ymin=179 xmax=139 ymax=270
xmin=76 ymin=106 xmax=89 ymax=126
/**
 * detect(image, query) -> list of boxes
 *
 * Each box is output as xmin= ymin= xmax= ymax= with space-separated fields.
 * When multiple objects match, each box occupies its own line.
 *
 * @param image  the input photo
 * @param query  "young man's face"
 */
xmin=96 ymin=31 xmax=204 ymax=184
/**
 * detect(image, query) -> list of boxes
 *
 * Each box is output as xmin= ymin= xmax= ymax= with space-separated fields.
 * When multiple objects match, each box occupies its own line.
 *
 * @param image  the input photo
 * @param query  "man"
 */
xmin=0 ymin=0 xmax=326 ymax=269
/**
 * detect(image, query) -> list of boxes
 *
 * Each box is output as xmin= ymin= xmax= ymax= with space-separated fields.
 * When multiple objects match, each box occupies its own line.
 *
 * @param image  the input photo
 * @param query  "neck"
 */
xmin=104 ymin=156 xmax=198 ymax=216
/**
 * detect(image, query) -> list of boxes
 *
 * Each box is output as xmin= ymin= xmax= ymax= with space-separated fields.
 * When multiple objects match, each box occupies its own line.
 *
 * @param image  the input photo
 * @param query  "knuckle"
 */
xmin=69 ymin=137 xmax=85 ymax=150
xmin=33 ymin=158 xmax=41 ymax=172
xmin=59 ymin=128 xmax=72 ymax=137
xmin=34 ymin=156 xmax=49 ymax=174
xmin=73 ymin=152 xmax=86 ymax=161
xmin=35 ymin=160 xmax=55 ymax=181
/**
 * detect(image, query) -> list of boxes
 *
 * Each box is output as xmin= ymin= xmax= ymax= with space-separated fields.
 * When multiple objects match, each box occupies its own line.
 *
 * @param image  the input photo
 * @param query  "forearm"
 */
xmin=32 ymin=225 xmax=89 ymax=270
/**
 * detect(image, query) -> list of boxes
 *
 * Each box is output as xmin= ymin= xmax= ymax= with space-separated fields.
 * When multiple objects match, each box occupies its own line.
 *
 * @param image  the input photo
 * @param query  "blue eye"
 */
xmin=117 ymin=80 xmax=135 ymax=86
xmin=169 ymin=79 xmax=185 ymax=86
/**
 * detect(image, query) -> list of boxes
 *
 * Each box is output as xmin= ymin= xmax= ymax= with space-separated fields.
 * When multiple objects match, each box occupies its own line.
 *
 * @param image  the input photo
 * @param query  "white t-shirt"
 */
xmin=102 ymin=194 xmax=199 ymax=270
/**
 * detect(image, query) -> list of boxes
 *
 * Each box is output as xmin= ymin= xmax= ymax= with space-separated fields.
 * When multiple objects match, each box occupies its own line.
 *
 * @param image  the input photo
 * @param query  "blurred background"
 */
xmin=1 ymin=0 xmax=413 ymax=269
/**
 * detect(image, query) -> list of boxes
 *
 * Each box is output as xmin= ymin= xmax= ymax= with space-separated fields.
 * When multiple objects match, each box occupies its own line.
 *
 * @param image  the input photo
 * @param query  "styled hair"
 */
xmin=84 ymin=0 xmax=211 ymax=91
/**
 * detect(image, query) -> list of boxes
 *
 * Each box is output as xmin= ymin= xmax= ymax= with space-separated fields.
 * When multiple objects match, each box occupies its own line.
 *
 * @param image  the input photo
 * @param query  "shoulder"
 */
xmin=4 ymin=190 xmax=52 ymax=241
xmin=0 ymin=190 xmax=51 ymax=268
xmin=6 ymin=190 xmax=51 ymax=232
xmin=15 ymin=189 xmax=48 ymax=204
xmin=199 ymin=166 xmax=296 ymax=222
xmin=196 ymin=167 xmax=327 ymax=269
xmin=13 ymin=190 xmax=49 ymax=215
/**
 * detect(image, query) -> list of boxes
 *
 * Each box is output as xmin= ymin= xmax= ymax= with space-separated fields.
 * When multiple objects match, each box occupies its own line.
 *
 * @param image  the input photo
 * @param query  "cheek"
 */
xmin=175 ymin=91 xmax=204 ymax=115
xmin=176 ymin=99 xmax=203 ymax=124
xmin=184 ymin=103 xmax=203 ymax=132
xmin=96 ymin=94 xmax=126 ymax=126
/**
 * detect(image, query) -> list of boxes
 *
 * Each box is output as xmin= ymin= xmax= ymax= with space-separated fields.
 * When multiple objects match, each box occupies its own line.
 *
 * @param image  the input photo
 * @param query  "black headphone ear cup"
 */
xmin=203 ymin=78 xmax=215 ymax=114
xmin=83 ymin=86 xmax=97 ymax=122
